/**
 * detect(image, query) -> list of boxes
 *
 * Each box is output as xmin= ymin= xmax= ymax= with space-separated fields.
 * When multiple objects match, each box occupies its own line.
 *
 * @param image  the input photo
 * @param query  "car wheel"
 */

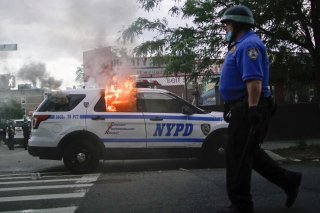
xmin=200 ymin=131 xmax=228 ymax=168
xmin=63 ymin=140 xmax=99 ymax=174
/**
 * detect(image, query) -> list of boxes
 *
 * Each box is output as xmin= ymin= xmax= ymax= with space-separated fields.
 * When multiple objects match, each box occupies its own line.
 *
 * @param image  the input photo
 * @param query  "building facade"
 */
xmin=0 ymin=85 xmax=47 ymax=117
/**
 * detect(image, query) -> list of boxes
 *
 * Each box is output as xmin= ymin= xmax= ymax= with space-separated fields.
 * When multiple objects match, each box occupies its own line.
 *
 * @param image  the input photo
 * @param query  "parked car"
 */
xmin=28 ymin=88 xmax=228 ymax=173
xmin=13 ymin=119 xmax=25 ymax=144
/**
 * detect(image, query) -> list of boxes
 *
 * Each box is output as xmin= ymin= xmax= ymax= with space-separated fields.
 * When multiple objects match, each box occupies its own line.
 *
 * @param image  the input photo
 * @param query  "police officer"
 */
xmin=218 ymin=5 xmax=302 ymax=213
xmin=7 ymin=121 xmax=15 ymax=150
xmin=22 ymin=120 xmax=31 ymax=150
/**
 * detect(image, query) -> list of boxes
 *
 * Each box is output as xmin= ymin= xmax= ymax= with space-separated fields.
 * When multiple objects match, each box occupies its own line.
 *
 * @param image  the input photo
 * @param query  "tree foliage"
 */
xmin=0 ymin=100 xmax=24 ymax=120
xmin=121 ymin=0 xmax=320 ymax=93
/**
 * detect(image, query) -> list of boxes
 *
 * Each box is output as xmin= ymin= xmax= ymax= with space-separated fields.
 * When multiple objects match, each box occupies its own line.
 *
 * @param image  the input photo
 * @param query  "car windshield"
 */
xmin=14 ymin=121 xmax=24 ymax=127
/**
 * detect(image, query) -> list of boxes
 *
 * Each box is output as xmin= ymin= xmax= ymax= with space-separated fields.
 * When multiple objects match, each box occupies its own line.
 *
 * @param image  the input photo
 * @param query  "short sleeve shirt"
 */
xmin=219 ymin=31 xmax=271 ymax=102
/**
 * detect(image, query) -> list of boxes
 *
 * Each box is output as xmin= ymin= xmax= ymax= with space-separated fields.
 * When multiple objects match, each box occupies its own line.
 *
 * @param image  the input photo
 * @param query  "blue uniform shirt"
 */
xmin=219 ymin=31 xmax=271 ymax=102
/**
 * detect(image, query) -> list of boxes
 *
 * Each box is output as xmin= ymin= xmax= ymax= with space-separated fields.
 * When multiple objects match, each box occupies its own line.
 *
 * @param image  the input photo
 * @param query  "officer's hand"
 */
xmin=248 ymin=106 xmax=261 ymax=126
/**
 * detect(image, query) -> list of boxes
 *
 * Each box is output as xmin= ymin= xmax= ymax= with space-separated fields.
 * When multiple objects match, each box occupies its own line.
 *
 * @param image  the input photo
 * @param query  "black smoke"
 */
xmin=41 ymin=76 xmax=62 ymax=90
xmin=18 ymin=62 xmax=62 ymax=89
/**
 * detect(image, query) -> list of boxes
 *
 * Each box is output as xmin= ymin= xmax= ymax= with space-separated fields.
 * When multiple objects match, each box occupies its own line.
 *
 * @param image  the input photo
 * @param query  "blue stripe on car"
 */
xmin=80 ymin=114 xmax=222 ymax=121
xmin=101 ymin=138 xmax=204 ymax=143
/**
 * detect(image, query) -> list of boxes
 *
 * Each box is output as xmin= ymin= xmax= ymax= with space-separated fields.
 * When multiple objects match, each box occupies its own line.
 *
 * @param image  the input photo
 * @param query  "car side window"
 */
xmin=37 ymin=94 xmax=85 ymax=112
xmin=139 ymin=92 xmax=185 ymax=113
xmin=94 ymin=96 xmax=138 ymax=112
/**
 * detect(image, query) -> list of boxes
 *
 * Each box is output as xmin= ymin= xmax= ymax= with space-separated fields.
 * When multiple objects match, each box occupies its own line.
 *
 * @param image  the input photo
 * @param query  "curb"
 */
xmin=265 ymin=149 xmax=320 ymax=163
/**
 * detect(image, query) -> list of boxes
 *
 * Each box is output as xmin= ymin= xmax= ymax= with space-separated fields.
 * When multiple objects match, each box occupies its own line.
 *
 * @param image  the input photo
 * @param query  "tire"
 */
xmin=200 ymin=130 xmax=228 ymax=168
xmin=63 ymin=140 xmax=99 ymax=174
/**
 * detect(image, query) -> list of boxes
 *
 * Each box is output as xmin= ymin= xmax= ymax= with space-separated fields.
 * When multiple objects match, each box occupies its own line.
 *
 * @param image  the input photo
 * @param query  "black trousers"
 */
xmin=7 ymin=136 xmax=14 ymax=150
xmin=226 ymin=101 xmax=292 ymax=212
xmin=23 ymin=134 xmax=29 ymax=149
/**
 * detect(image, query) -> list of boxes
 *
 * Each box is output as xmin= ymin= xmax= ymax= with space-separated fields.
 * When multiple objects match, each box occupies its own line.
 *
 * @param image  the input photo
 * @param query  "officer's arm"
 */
xmin=246 ymin=80 xmax=261 ymax=107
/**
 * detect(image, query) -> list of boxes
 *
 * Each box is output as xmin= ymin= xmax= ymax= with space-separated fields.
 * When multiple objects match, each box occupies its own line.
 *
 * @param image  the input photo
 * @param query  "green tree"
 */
xmin=121 ymin=0 xmax=320 ymax=96
xmin=0 ymin=100 xmax=24 ymax=120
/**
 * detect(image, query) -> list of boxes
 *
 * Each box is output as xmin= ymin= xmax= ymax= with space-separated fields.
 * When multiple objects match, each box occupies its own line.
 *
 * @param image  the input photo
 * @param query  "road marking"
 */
xmin=0 ymin=174 xmax=83 ymax=181
xmin=0 ymin=173 xmax=100 ymax=185
xmin=0 ymin=176 xmax=31 ymax=180
xmin=0 ymin=178 xmax=81 ymax=185
xmin=76 ymin=174 xmax=100 ymax=183
xmin=0 ymin=173 xmax=100 ymax=211
xmin=0 ymin=183 xmax=93 ymax=192
xmin=0 ymin=192 xmax=85 ymax=202
xmin=0 ymin=172 xmax=71 ymax=178
xmin=0 ymin=173 xmax=31 ymax=178
xmin=0 ymin=206 xmax=77 ymax=213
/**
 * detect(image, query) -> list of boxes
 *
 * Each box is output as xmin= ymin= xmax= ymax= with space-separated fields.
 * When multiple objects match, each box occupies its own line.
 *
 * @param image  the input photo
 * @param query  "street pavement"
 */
xmin=79 ymin=161 xmax=320 ymax=213
xmin=0 ymin=142 xmax=319 ymax=212
xmin=0 ymin=143 xmax=64 ymax=172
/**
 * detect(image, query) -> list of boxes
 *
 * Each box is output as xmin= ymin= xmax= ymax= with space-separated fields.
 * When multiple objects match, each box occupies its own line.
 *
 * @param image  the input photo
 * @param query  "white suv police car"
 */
xmin=28 ymin=88 xmax=228 ymax=173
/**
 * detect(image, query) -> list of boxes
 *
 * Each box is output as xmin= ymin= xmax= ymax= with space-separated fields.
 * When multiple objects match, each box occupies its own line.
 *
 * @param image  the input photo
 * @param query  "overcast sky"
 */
xmin=0 ymin=0 xmax=185 ymax=89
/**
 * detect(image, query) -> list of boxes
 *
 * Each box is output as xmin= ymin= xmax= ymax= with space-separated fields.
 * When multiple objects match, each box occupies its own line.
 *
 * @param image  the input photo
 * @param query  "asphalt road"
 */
xmin=0 ymin=143 xmax=319 ymax=213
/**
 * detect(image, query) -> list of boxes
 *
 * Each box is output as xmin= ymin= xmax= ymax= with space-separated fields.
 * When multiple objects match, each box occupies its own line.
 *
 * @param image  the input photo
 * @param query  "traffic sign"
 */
xmin=0 ymin=44 xmax=17 ymax=51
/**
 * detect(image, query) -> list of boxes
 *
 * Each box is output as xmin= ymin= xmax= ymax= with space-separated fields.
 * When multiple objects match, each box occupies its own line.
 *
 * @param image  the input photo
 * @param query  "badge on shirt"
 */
xmin=247 ymin=48 xmax=259 ymax=60
xmin=229 ymin=46 xmax=237 ymax=54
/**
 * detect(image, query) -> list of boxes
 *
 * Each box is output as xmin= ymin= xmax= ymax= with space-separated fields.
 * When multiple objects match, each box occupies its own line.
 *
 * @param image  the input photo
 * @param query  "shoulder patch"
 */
xmin=247 ymin=48 xmax=259 ymax=60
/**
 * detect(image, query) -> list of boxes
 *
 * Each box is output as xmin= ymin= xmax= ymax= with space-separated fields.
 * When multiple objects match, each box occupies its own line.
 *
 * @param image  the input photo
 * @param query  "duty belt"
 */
xmin=224 ymin=99 xmax=247 ymax=110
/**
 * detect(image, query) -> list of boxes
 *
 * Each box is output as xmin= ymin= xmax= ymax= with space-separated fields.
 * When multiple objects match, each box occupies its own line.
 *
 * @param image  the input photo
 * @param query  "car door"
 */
xmin=85 ymin=93 xmax=147 ymax=148
xmin=140 ymin=91 xmax=202 ymax=148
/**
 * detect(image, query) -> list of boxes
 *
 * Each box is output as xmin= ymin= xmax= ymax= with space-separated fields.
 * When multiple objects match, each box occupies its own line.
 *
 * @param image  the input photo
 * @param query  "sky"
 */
xmin=0 ymin=0 xmax=185 ymax=89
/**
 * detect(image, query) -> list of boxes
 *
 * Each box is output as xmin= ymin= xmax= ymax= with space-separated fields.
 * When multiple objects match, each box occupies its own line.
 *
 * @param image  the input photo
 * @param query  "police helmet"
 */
xmin=221 ymin=5 xmax=254 ymax=25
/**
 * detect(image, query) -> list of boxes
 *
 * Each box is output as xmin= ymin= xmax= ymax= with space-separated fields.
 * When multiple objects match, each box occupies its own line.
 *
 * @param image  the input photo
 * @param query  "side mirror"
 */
xmin=182 ymin=106 xmax=194 ymax=115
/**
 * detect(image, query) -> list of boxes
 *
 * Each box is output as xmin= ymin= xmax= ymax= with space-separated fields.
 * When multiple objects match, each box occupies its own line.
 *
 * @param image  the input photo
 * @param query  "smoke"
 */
xmin=66 ymin=0 xmax=137 ymax=47
xmin=0 ymin=0 xmax=138 ymax=59
xmin=18 ymin=62 xmax=62 ymax=89
xmin=18 ymin=63 xmax=46 ymax=87
xmin=0 ymin=0 xmax=139 ymax=88
xmin=41 ymin=77 xmax=63 ymax=90
xmin=83 ymin=47 xmax=137 ymax=88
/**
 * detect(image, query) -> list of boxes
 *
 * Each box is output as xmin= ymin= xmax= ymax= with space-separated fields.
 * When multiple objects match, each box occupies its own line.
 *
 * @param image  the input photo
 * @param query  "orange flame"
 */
xmin=104 ymin=77 xmax=137 ymax=112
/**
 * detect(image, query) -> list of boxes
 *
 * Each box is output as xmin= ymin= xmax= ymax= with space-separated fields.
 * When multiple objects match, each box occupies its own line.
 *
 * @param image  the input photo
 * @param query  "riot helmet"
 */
xmin=221 ymin=5 xmax=254 ymax=25
xmin=221 ymin=5 xmax=254 ymax=45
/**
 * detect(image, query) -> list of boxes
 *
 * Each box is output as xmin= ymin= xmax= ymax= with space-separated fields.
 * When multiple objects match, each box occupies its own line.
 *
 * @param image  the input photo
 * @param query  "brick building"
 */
xmin=0 ymin=85 xmax=47 ymax=117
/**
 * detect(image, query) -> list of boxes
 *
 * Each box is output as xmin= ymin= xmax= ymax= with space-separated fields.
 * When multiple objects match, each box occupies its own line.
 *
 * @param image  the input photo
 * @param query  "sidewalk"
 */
xmin=262 ymin=138 xmax=320 ymax=150
xmin=263 ymin=139 xmax=320 ymax=162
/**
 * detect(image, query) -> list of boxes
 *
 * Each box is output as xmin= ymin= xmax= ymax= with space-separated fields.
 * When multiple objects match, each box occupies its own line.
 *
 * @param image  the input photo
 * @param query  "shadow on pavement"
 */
xmin=38 ymin=158 xmax=224 ymax=174
xmin=97 ymin=158 xmax=209 ymax=173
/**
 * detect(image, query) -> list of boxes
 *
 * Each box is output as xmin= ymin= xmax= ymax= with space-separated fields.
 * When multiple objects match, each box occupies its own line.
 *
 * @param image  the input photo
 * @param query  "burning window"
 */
xmin=104 ymin=77 xmax=137 ymax=112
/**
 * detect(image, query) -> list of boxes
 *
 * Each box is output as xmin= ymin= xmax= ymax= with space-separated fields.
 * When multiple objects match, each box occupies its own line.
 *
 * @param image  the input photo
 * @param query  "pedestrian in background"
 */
xmin=217 ymin=5 xmax=302 ymax=213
